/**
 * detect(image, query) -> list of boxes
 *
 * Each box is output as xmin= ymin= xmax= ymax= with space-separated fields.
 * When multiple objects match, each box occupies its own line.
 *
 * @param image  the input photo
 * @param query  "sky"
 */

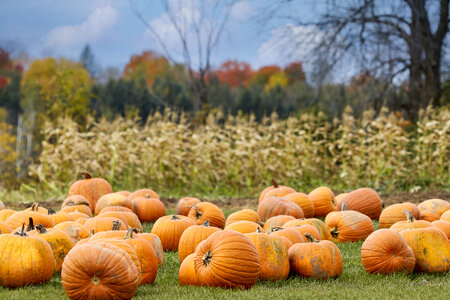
xmin=0 ymin=0 xmax=327 ymax=74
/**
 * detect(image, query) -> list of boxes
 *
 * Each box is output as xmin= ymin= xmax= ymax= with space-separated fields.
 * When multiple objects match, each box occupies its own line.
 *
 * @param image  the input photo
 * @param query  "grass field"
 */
xmin=0 ymin=208 xmax=449 ymax=300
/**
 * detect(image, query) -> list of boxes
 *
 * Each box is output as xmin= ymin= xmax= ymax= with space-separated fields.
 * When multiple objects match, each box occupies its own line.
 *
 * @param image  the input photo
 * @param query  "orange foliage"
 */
xmin=250 ymin=65 xmax=282 ymax=86
xmin=123 ymin=51 xmax=170 ymax=86
xmin=284 ymin=62 xmax=306 ymax=83
xmin=214 ymin=60 xmax=253 ymax=87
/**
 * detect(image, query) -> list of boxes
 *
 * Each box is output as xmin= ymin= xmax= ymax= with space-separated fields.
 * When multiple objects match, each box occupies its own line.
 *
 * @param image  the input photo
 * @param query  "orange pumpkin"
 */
xmin=48 ymin=211 xmax=74 ymax=225
xmin=95 ymin=193 xmax=132 ymax=215
xmin=337 ymin=188 xmax=383 ymax=219
xmin=390 ymin=210 xmax=431 ymax=232
xmin=132 ymin=194 xmax=166 ymax=222
xmin=7 ymin=210 xmax=54 ymax=230
xmin=257 ymin=197 xmax=304 ymax=222
xmin=258 ymin=178 xmax=295 ymax=204
xmin=432 ymin=220 xmax=450 ymax=239
xmin=284 ymin=192 xmax=315 ymax=218
xmin=60 ymin=199 xmax=93 ymax=217
xmin=136 ymin=233 xmax=164 ymax=267
xmin=225 ymin=209 xmax=262 ymax=226
xmin=325 ymin=208 xmax=374 ymax=242
xmin=151 ymin=215 xmax=196 ymax=251
xmin=418 ymin=199 xmax=450 ymax=222
xmin=224 ymin=221 xmax=263 ymax=235
xmin=308 ymin=187 xmax=336 ymax=217
xmin=178 ymin=220 xmax=221 ymax=263
xmin=270 ymin=227 xmax=305 ymax=246
xmin=129 ymin=188 xmax=159 ymax=201
xmin=379 ymin=202 xmax=421 ymax=229
xmin=263 ymin=215 xmax=296 ymax=232
xmin=285 ymin=224 xmax=321 ymax=240
xmin=187 ymin=202 xmax=225 ymax=229
xmin=0 ymin=209 xmax=16 ymax=222
xmin=179 ymin=253 xmax=199 ymax=286
xmin=53 ymin=221 xmax=90 ymax=245
xmin=439 ymin=209 xmax=450 ymax=222
xmin=24 ymin=203 xmax=48 ymax=214
xmin=99 ymin=206 xmax=133 ymax=214
xmin=68 ymin=172 xmax=113 ymax=211
xmin=282 ymin=218 xmax=331 ymax=240
xmin=175 ymin=197 xmax=201 ymax=216
xmin=0 ymin=221 xmax=12 ymax=234
xmin=84 ymin=216 xmax=128 ymax=234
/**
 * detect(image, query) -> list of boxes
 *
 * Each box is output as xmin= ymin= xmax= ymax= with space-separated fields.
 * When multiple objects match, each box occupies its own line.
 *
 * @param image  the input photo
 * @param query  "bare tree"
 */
xmin=263 ymin=0 xmax=449 ymax=119
xmin=130 ymin=0 xmax=236 ymax=110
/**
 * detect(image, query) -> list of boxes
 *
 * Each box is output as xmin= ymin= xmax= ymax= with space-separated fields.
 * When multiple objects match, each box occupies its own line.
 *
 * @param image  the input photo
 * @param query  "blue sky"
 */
xmin=0 ymin=0 xmax=325 ymax=73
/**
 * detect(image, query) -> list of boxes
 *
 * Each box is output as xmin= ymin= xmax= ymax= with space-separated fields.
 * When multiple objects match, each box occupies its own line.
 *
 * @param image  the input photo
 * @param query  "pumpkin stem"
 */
xmin=124 ymin=228 xmax=140 ymax=239
xmin=403 ymin=210 xmax=415 ymax=223
xmin=330 ymin=227 xmax=339 ymax=239
xmin=81 ymin=172 xmax=93 ymax=179
xmin=341 ymin=202 xmax=347 ymax=211
xmin=66 ymin=200 xmax=90 ymax=207
xmin=194 ymin=207 xmax=202 ymax=219
xmin=47 ymin=207 xmax=57 ymax=215
xmin=145 ymin=193 xmax=151 ymax=199
xmin=201 ymin=220 xmax=210 ymax=226
xmin=35 ymin=224 xmax=48 ymax=234
xmin=171 ymin=215 xmax=180 ymax=220
xmin=305 ymin=233 xmax=319 ymax=243
xmin=202 ymin=250 xmax=212 ymax=266
xmin=90 ymin=229 xmax=95 ymax=236
xmin=271 ymin=226 xmax=283 ymax=232
xmin=15 ymin=223 xmax=27 ymax=236
xmin=27 ymin=217 xmax=35 ymax=231
xmin=256 ymin=227 xmax=262 ymax=233
xmin=271 ymin=178 xmax=279 ymax=188
xmin=30 ymin=202 xmax=39 ymax=212
xmin=112 ymin=220 xmax=121 ymax=231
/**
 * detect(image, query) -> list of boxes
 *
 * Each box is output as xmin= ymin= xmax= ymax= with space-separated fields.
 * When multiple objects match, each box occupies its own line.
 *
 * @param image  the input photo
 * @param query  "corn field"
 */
xmin=28 ymin=106 xmax=449 ymax=197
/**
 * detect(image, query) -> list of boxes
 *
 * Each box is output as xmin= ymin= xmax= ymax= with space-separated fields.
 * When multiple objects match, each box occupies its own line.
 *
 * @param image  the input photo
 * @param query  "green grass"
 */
xmin=1 ymin=220 xmax=450 ymax=300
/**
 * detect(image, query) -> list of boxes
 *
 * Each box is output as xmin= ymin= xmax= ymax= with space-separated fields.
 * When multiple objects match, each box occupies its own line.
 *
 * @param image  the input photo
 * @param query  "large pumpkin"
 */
xmin=194 ymin=230 xmax=260 ymax=289
xmin=187 ymin=202 xmax=226 ymax=229
xmin=68 ymin=172 xmax=113 ymax=211
xmin=379 ymin=202 xmax=421 ymax=229
xmin=308 ymin=187 xmax=336 ymax=217
xmin=283 ymin=192 xmax=315 ymax=218
xmin=61 ymin=242 xmax=139 ymax=299
xmin=361 ymin=229 xmax=415 ymax=274
xmin=258 ymin=178 xmax=296 ymax=204
xmin=178 ymin=220 xmax=221 ymax=262
xmin=257 ymin=197 xmax=304 ymax=222
xmin=7 ymin=210 xmax=54 ymax=230
xmin=245 ymin=230 xmax=290 ymax=281
xmin=325 ymin=208 xmax=374 ymax=242
xmin=337 ymin=188 xmax=383 ymax=219
xmin=418 ymin=199 xmax=450 ymax=222
xmin=151 ymin=215 xmax=196 ymax=251
xmin=132 ymin=194 xmax=166 ymax=222
xmin=175 ymin=197 xmax=201 ymax=216
xmin=288 ymin=233 xmax=343 ymax=280
xmin=0 ymin=225 xmax=54 ymax=287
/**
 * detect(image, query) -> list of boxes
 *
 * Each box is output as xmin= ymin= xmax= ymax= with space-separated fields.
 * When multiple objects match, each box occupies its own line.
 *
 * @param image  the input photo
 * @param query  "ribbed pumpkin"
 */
xmin=390 ymin=210 xmax=431 ymax=233
xmin=99 ymin=206 xmax=133 ymax=214
xmin=432 ymin=220 xmax=450 ymax=239
xmin=337 ymin=188 xmax=383 ymax=219
xmin=0 ymin=220 xmax=12 ymax=234
xmin=439 ymin=209 xmax=450 ymax=222
xmin=285 ymin=224 xmax=321 ymax=240
xmin=400 ymin=227 xmax=450 ymax=273
xmin=132 ymin=194 xmax=166 ymax=222
xmin=270 ymin=227 xmax=305 ymax=246
xmin=100 ymin=210 xmax=143 ymax=232
xmin=308 ymin=187 xmax=336 ymax=217
xmin=151 ymin=215 xmax=196 ymax=251
xmin=89 ymin=220 xmax=128 ymax=241
xmin=7 ymin=210 xmax=54 ymax=230
xmin=60 ymin=199 xmax=93 ymax=217
xmin=179 ymin=253 xmax=199 ymax=286
xmin=84 ymin=216 xmax=128 ymax=234
xmin=31 ymin=224 xmax=73 ymax=272
xmin=225 ymin=220 xmax=263 ymax=234
xmin=361 ymin=229 xmax=415 ymax=274
xmin=335 ymin=193 xmax=349 ymax=208
xmin=95 ymin=211 xmax=129 ymax=228
xmin=418 ymin=199 xmax=450 ymax=222
xmin=284 ymin=192 xmax=315 ymax=218
xmin=283 ymin=218 xmax=331 ymax=240
xmin=95 ymin=193 xmax=132 ymax=215
xmin=178 ymin=220 xmax=221 ymax=262
xmin=379 ymin=202 xmax=421 ymax=229
xmin=62 ymin=242 xmax=139 ymax=299
xmin=48 ymin=211 xmax=74 ymax=225
xmin=225 ymin=209 xmax=262 ymax=226
xmin=187 ymin=202 xmax=226 ymax=228
xmin=245 ymin=229 xmax=290 ymax=281
xmin=68 ymin=172 xmax=113 ymax=211
xmin=0 ymin=209 xmax=15 ymax=222
xmin=176 ymin=197 xmax=201 ymax=216
xmin=263 ymin=215 xmax=296 ymax=232
xmin=24 ymin=202 xmax=49 ymax=214
xmin=0 ymin=225 xmax=54 ymax=287
xmin=129 ymin=188 xmax=160 ymax=201
xmin=194 ymin=230 xmax=260 ymax=289
xmin=122 ymin=228 xmax=159 ymax=285
xmin=257 ymin=197 xmax=304 ymax=222
xmin=325 ymin=207 xmax=374 ymax=242
xmin=61 ymin=194 xmax=89 ymax=208
xmin=53 ymin=221 xmax=90 ymax=245
xmin=258 ymin=178 xmax=296 ymax=204
xmin=67 ymin=211 xmax=90 ymax=221
xmin=136 ymin=233 xmax=164 ymax=267
xmin=288 ymin=233 xmax=343 ymax=280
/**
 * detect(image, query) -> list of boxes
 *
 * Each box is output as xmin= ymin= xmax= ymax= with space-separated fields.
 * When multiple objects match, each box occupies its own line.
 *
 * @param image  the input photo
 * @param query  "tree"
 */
xmin=80 ymin=44 xmax=98 ymax=78
xmin=269 ymin=0 xmax=449 ymax=119
xmin=0 ymin=47 xmax=22 ymax=124
xmin=249 ymin=65 xmax=282 ymax=86
xmin=123 ymin=50 xmax=171 ymax=87
xmin=214 ymin=60 xmax=253 ymax=88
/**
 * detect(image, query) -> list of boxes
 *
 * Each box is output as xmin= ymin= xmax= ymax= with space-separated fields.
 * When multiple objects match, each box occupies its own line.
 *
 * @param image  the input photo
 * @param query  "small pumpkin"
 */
xmin=187 ymin=202 xmax=226 ymax=229
xmin=283 ymin=218 xmax=331 ymax=240
xmin=337 ymin=188 xmax=383 ymax=219
xmin=258 ymin=178 xmax=295 ymax=204
xmin=60 ymin=199 xmax=93 ymax=217
xmin=0 ymin=209 xmax=16 ymax=222
xmin=378 ymin=202 xmax=421 ymax=229
xmin=175 ymin=197 xmax=201 ymax=216
xmin=128 ymin=188 xmax=160 ymax=201
xmin=270 ymin=227 xmax=305 ymax=247
xmin=257 ymin=197 xmax=304 ymax=222
xmin=390 ymin=210 xmax=431 ymax=233
xmin=284 ymin=224 xmax=321 ymax=240
xmin=151 ymin=215 xmax=196 ymax=251
xmin=418 ymin=199 xmax=450 ymax=222
xmin=225 ymin=209 xmax=262 ymax=227
xmin=7 ymin=210 xmax=54 ymax=230
xmin=224 ymin=220 xmax=263 ymax=235
xmin=95 ymin=193 xmax=133 ymax=215
xmin=178 ymin=220 xmax=221 ymax=262
xmin=99 ymin=206 xmax=133 ymax=214
xmin=283 ymin=192 xmax=315 ymax=218
xmin=24 ymin=202 xmax=48 ymax=214
xmin=325 ymin=205 xmax=374 ymax=242
xmin=132 ymin=194 xmax=166 ymax=222
xmin=308 ymin=187 xmax=336 ymax=217
xmin=48 ymin=210 xmax=74 ymax=225
xmin=83 ymin=216 xmax=128 ymax=234
xmin=263 ymin=215 xmax=296 ymax=232
xmin=68 ymin=172 xmax=113 ymax=211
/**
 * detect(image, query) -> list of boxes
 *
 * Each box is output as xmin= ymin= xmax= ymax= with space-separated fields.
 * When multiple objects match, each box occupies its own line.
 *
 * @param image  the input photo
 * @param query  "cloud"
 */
xmin=230 ymin=1 xmax=253 ymax=21
xmin=44 ymin=5 xmax=118 ymax=51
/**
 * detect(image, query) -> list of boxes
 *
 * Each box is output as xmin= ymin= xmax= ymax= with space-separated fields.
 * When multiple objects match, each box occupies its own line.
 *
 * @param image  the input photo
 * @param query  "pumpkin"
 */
xmin=67 ymin=211 xmax=90 ymax=221
xmin=337 ymin=188 xmax=383 ymax=219
xmin=308 ymin=187 xmax=336 ymax=217
xmin=245 ymin=229 xmax=290 ymax=281
xmin=361 ymin=229 xmax=415 ymax=274
xmin=270 ymin=227 xmax=305 ymax=246
xmin=400 ymin=227 xmax=450 ymax=273
xmin=288 ymin=233 xmax=343 ymax=280
xmin=95 ymin=193 xmax=133 ymax=215
xmin=95 ymin=211 xmax=129 ymax=227
xmin=99 ymin=206 xmax=133 ymax=214
xmin=151 ymin=215 xmax=196 ymax=251
xmin=176 ymin=197 xmax=201 ymax=216
xmin=84 ymin=216 xmax=128 ymax=234
xmin=258 ymin=178 xmax=296 ymax=204
xmin=6 ymin=210 xmax=54 ymax=230
xmin=61 ymin=242 xmax=139 ymax=299
xmin=439 ymin=209 xmax=450 ymax=222
xmin=24 ymin=202 xmax=48 ymax=214
xmin=432 ymin=220 xmax=450 ymax=239
xmin=61 ymin=195 xmax=89 ymax=208
xmin=335 ymin=192 xmax=349 ymax=208
xmin=0 ymin=224 xmax=54 ymax=287
xmin=289 ymin=218 xmax=331 ymax=240
xmin=0 ymin=221 xmax=12 ymax=234
xmin=53 ymin=221 xmax=90 ymax=245
xmin=31 ymin=224 xmax=73 ymax=272
xmin=0 ymin=209 xmax=15 ymax=222
xmin=128 ymin=188 xmax=160 ymax=201
xmin=48 ymin=211 xmax=74 ymax=225
xmin=283 ymin=192 xmax=315 ymax=218
xmin=89 ymin=220 xmax=128 ymax=241
xmin=390 ymin=210 xmax=431 ymax=232
xmin=178 ymin=220 xmax=221 ymax=262
xmin=68 ymin=172 xmax=113 ymax=211
xmin=75 ymin=217 xmax=89 ymax=226
xmin=136 ymin=233 xmax=164 ymax=267
xmin=325 ymin=206 xmax=374 ymax=242
xmin=418 ymin=199 xmax=450 ymax=222
xmin=194 ymin=230 xmax=260 ymax=289
xmin=225 ymin=209 xmax=262 ymax=227
xmin=187 ymin=202 xmax=226 ymax=228
xmin=132 ymin=194 xmax=166 ymax=222
xmin=179 ymin=253 xmax=199 ymax=286
xmin=257 ymin=197 xmax=304 ymax=222
xmin=379 ymin=202 xmax=421 ymax=229
xmin=100 ymin=210 xmax=143 ymax=232
xmin=116 ymin=190 xmax=131 ymax=197
xmin=122 ymin=228 xmax=159 ymax=285
xmin=60 ymin=199 xmax=93 ymax=217
xmin=224 ymin=220 xmax=263 ymax=235
xmin=284 ymin=224 xmax=321 ymax=240
xmin=263 ymin=215 xmax=296 ymax=232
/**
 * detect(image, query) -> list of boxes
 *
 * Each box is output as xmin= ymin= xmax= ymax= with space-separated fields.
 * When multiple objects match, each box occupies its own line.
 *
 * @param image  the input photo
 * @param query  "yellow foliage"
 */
xmin=265 ymin=71 xmax=289 ymax=91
